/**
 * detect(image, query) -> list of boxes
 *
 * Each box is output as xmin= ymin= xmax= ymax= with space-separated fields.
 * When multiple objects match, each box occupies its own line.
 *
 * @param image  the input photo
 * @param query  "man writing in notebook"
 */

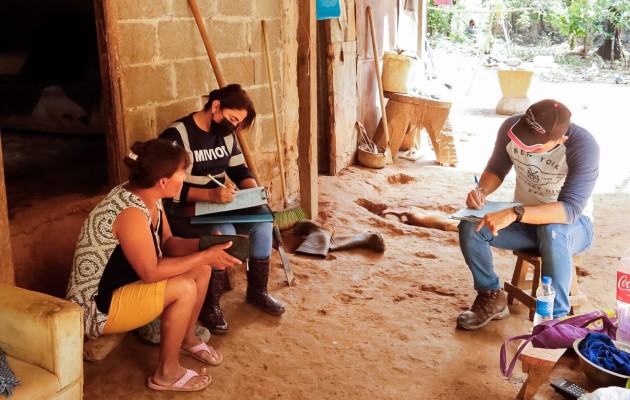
xmin=456 ymin=99 xmax=599 ymax=330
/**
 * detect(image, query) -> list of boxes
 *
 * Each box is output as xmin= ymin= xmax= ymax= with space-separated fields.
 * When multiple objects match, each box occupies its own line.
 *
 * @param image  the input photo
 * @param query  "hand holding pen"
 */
xmin=207 ymin=174 xmax=238 ymax=203
xmin=467 ymin=175 xmax=485 ymax=209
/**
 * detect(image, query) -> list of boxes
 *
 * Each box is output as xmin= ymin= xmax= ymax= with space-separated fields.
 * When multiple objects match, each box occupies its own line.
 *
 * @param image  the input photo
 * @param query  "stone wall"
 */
xmin=110 ymin=0 xmax=300 ymax=209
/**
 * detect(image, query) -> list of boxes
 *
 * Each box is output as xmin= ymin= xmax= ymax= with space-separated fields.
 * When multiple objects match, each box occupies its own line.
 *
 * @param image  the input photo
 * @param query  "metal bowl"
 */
xmin=573 ymin=337 xmax=630 ymax=387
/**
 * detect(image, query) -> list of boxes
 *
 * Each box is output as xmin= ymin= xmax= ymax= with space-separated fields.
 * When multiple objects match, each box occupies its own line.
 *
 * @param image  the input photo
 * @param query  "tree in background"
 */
xmin=593 ymin=0 xmax=630 ymax=62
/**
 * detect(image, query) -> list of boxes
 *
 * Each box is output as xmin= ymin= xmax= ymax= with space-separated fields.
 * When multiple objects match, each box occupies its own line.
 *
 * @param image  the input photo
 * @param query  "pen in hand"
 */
xmin=474 ymin=175 xmax=487 ymax=209
xmin=474 ymin=175 xmax=481 ymax=199
xmin=208 ymin=174 xmax=227 ymax=188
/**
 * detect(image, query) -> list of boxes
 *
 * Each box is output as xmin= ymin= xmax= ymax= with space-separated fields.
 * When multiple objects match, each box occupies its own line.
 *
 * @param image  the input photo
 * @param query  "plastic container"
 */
xmin=533 ymin=276 xmax=555 ymax=326
xmin=616 ymin=248 xmax=630 ymax=346
xmin=382 ymin=51 xmax=417 ymax=94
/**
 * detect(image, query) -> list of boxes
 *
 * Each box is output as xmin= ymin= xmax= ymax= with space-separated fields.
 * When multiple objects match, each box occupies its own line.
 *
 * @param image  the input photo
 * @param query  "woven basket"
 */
xmin=358 ymin=145 xmax=387 ymax=169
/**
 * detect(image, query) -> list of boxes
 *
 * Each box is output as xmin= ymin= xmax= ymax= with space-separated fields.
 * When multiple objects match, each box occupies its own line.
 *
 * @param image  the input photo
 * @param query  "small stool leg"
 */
xmin=508 ymin=257 xmax=529 ymax=305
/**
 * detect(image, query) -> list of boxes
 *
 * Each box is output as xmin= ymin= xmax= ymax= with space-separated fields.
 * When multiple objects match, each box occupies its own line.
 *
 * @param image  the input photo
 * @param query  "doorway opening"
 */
xmin=0 ymin=1 xmax=109 ymax=219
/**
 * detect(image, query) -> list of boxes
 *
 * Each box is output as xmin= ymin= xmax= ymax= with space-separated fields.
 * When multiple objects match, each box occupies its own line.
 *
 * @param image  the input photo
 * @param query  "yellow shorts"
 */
xmin=102 ymin=279 xmax=168 ymax=334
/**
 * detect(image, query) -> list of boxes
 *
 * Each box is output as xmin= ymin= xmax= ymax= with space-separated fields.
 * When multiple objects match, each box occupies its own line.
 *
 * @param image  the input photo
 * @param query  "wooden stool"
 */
xmin=504 ymin=250 xmax=588 ymax=320
xmin=373 ymin=91 xmax=458 ymax=167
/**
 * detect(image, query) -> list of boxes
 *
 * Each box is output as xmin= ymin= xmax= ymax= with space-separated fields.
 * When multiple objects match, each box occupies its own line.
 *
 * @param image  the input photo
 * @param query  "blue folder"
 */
xmin=190 ymin=205 xmax=274 ymax=225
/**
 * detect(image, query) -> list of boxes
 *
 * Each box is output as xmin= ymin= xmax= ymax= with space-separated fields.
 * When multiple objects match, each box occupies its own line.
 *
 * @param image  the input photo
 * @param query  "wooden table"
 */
xmin=517 ymin=345 xmax=600 ymax=399
xmin=373 ymin=91 xmax=458 ymax=167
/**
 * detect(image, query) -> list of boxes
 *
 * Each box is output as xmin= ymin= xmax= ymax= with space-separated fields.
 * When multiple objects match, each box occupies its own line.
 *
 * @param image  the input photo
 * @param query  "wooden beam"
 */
xmin=94 ymin=0 xmax=126 ymax=185
xmin=297 ymin=0 xmax=318 ymax=220
xmin=0 ymin=131 xmax=15 ymax=285
xmin=417 ymin=0 xmax=427 ymax=60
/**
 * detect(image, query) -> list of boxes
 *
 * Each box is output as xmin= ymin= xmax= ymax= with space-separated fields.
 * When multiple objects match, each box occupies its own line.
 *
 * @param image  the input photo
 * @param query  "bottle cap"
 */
xmin=542 ymin=276 xmax=552 ymax=284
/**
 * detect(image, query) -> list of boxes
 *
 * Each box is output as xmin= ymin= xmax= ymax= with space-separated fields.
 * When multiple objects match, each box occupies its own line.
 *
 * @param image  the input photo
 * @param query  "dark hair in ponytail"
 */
xmin=124 ymin=139 xmax=190 ymax=188
xmin=203 ymin=83 xmax=256 ymax=131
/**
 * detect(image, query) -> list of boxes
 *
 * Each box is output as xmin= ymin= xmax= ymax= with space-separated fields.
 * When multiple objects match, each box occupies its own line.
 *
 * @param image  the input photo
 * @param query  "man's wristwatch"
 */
xmin=513 ymin=205 xmax=524 ymax=223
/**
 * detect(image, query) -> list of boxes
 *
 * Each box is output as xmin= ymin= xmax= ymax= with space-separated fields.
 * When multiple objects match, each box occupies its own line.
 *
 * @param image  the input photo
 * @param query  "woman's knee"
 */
xmin=213 ymin=224 xmax=236 ymax=235
xmin=250 ymin=222 xmax=273 ymax=237
xmin=249 ymin=222 xmax=273 ymax=258
xmin=165 ymin=276 xmax=197 ymax=303
xmin=194 ymin=265 xmax=212 ymax=286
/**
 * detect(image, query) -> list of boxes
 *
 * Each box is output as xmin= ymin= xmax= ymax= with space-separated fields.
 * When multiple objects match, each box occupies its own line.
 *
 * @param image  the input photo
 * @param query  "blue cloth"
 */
xmin=458 ymin=215 xmax=593 ymax=317
xmin=0 ymin=348 xmax=20 ymax=398
xmin=316 ymin=0 xmax=341 ymax=20
xmin=579 ymin=333 xmax=630 ymax=376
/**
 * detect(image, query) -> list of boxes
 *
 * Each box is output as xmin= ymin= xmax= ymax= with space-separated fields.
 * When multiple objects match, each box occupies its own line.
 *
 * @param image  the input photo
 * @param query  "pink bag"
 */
xmin=499 ymin=309 xmax=618 ymax=377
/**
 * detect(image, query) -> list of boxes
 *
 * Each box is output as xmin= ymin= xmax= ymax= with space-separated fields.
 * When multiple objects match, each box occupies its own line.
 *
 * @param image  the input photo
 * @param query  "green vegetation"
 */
xmin=427 ymin=0 xmax=629 ymax=66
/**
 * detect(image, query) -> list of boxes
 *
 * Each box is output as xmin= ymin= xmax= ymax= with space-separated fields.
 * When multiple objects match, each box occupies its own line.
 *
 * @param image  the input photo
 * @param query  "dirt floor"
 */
xmin=82 ymin=55 xmax=630 ymax=399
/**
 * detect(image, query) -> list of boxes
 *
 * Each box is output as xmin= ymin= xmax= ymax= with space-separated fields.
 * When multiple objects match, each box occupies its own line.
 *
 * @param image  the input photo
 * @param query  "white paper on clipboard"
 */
xmin=194 ymin=187 xmax=268 ymax=216
xmin=450 ymin=201 xmax=522 ymax=221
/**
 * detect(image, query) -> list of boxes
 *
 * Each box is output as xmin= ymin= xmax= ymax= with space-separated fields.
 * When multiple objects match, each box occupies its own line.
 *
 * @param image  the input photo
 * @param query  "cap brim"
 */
xmin=508 ymin=124 xmax=544 ymax=151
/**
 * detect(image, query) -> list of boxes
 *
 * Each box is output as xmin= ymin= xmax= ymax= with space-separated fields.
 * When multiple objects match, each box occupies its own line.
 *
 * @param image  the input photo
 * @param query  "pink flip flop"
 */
xmin=146 ymin=369 xmax=211 ymax=392
xmin=180 ymin=341 xmax=223 ymax=366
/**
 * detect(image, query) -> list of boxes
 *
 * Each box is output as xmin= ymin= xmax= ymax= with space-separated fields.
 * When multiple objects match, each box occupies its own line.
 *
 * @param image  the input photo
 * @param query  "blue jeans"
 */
xmin=458 ymin=216 xmax=593 ymax=318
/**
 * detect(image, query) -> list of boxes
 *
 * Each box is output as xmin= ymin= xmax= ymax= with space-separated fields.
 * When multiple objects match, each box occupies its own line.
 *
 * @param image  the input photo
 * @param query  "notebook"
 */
xmin=450 ymin=201 xmax=522 ymax=221
xmin=193 ymin=187 xmax=268 ymax=216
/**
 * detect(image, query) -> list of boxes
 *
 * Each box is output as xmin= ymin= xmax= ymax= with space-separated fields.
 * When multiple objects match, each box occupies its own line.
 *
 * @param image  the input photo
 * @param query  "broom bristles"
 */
xmin=273 ymin=207 xmax=308 ymax=230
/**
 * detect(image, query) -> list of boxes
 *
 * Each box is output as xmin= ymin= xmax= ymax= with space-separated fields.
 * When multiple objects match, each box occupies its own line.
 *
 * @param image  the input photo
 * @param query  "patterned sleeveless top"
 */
xmin=66 ymin=184 xmax=163 ymax=339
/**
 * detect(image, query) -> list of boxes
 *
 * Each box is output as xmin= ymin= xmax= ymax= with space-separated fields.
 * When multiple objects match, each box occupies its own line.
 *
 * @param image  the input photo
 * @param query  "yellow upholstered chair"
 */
xmin=0 ymin=283 xmax=83 ymax=400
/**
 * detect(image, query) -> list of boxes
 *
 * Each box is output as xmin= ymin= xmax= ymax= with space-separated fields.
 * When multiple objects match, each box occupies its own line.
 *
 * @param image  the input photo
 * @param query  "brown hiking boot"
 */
xmin=456 ymin=289 xmax=509 ymax=330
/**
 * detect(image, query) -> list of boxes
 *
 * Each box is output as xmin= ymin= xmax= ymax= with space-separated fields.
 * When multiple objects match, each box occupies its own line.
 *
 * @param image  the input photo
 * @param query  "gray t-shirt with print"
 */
xmin=484 ymin=114 xmax=599 ymax=223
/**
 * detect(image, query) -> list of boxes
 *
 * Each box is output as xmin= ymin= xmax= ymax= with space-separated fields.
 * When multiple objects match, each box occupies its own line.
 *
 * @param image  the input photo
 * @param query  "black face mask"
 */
xmin=211 ymin=118 xmax=237 ymax=137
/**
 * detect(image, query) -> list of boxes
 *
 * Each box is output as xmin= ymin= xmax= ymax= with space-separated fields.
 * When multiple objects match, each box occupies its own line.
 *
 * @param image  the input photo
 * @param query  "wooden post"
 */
xmin=297 ymin=0 xmax=318 ymax=220
xmin=416 ymin=0 xmax=427 ymax=61
xmin=0 ymin=131 xmax=15 ymax=285
xmin=367 ymin=6 xmax=391 ymax=164
xmin=94 ymin=0 xmax=126 ymax=185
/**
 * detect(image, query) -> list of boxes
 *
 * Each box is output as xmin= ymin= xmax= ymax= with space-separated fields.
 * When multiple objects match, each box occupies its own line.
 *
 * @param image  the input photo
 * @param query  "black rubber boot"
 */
xmin=199 ymin=269 xmax=229 ymax=335
xmin=329 ymin=232 xmax=386 ymax=252
xmin=293 ymin=219 xmax=332 ymax=258
xmin=246 ymin=258 xmax=286 ymax=315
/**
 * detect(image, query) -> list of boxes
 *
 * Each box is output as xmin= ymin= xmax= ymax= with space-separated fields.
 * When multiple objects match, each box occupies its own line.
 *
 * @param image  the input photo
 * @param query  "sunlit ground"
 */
xmin=408 ymin=50 xmax=630 ymax=195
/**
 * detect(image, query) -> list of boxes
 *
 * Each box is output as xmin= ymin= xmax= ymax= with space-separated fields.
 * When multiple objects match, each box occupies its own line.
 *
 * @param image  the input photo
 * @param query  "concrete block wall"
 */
xmin=109 ymin=0 xmax=300 ymax=209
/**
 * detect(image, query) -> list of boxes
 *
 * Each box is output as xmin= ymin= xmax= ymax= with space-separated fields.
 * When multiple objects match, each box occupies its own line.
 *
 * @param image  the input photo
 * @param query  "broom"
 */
xmin=262 ymin=20 xmax=307 ymax=230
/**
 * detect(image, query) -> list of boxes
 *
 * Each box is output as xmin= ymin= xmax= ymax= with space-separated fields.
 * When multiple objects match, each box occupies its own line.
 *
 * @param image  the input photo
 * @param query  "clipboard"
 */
xmin=450 ymin=201 xmax=522 ymax=221
xmin=193 ymin=187 xmax=268 ymax=216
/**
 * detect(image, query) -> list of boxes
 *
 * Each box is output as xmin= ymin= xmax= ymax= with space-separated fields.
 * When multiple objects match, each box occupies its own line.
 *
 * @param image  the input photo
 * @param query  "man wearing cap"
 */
xmin=456 ymin=99 xmax=599 ymax=330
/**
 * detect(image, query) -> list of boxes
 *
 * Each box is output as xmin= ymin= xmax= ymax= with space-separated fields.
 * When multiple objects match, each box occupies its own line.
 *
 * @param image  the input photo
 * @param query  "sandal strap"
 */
xmin=185 ymin=341 xmax=210 ymax=354
xmin=172 ymin=369 xmax=199 ymax=388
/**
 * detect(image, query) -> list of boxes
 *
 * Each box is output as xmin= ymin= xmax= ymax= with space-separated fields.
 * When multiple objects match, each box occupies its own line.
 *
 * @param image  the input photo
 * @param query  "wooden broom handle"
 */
xmin=187 ymin=0 xmax=225 ymax=88
xmin=262 ymin=20 xmax=289 ymax=206
xmin=187 ymin=0 xmax=262 ymax=186
xmin=367 ymin=6 xmax=390 ymax=151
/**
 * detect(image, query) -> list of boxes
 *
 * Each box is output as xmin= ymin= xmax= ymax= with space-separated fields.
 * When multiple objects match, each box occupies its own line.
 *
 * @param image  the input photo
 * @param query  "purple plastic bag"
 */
xmin=500 ymin=310 xmax=618 ymax=377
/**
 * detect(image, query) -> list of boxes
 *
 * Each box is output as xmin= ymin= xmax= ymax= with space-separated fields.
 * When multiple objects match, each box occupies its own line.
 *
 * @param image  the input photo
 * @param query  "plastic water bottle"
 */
xmin=616 ymin=248 xmax=630 ymax=346
xmin=533 ymin=276 xmax=555 ymax=326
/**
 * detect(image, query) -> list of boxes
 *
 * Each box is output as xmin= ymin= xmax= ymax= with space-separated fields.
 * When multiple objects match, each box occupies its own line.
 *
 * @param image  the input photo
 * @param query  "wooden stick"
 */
xmin=367 ymin=6 xmax=391 ymax=164
xmin=261 ymin=20 xmax=289 ymax=206
xmin=187 ymin=0 xmax=262 ymax=186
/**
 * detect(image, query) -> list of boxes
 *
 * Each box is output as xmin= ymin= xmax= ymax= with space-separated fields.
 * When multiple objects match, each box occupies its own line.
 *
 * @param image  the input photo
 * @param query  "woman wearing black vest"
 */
xmin=159 ymin=84 xmax=285 ymax=335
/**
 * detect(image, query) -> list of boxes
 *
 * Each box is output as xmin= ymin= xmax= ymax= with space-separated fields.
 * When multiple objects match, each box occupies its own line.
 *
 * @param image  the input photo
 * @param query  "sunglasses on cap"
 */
xmin=507 ymin=123 xmax=544 ymax=152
